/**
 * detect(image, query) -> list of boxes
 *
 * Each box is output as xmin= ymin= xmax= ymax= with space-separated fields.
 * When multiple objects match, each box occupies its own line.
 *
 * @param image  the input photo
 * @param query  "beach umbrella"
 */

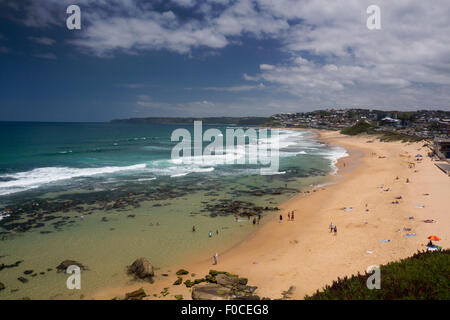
xmin=428 ymin=235 xmax=441 ymax=241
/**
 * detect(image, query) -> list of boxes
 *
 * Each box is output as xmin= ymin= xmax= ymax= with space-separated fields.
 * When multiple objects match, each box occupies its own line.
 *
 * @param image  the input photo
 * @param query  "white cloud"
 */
xmin=11 ymin=0 xmax=450 ymax=110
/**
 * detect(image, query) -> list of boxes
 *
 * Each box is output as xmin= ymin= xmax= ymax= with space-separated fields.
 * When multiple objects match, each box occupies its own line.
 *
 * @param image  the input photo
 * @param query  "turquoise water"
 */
xmin=0 ymin=122 xmax=347 ymax=299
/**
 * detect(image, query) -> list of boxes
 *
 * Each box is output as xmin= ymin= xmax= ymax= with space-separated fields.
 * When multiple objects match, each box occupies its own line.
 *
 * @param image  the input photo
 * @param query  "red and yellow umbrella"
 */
xmin=428 ymin=235 xmax=441 ymax=241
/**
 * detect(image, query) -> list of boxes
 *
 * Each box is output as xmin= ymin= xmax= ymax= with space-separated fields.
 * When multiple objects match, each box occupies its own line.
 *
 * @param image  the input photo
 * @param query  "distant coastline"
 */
xmin=110 ymin=116 xmax=270 ymax=126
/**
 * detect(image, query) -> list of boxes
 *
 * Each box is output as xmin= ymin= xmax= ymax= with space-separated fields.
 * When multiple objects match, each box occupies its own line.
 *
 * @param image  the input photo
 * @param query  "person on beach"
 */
xmin=216 ymin=229 xmax=219 ymax=235
xmin=213 ymin=252 xmax=218 ymax=265
xmin=288 ymin=212 xmax=291 ymax=221
xmin=334 ymin=226 xmax=337 ymax=235
xmin=330 ymin=222 xmax=334 ymax=232
xmin=258 ymin=213 xmax=261 ymax=224
xmin=192 ymin=225 xmax=196 ymax=232
xmin=279 ymin=214 xmax=283 ymax=223
xmin=291 ymin=211 xmax=295 ymax=221
xmin=253 ymin=217 xmax=256 ymax=225
xmin=208 ymin=231 xmax=212 ymax=238
xmin=235 ymin=215 xmax=239 ymax=222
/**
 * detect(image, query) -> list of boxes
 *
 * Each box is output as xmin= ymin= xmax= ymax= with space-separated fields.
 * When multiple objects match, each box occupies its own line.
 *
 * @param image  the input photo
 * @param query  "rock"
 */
xmin=174 ymin=294 xmax=183 ymax=300
xmin=128 ymin=258 xmax=154 ymax=280
xmin=56 ymin=260 xmax=86 ymax=272
xmin=238 ymin=278 xmax=248 ymax=285
xmin=124 ymin=288 xmax=146 ymax=300
xmin=231 ymin=295 xmax=260 ymax=300
xmin=23 ymin=270 xmax=33 ymax=275
xmin=184 ymin=280 xmax=195 ymax=288
xmin=173 ymin=277 xmax=182 ymax=285
xmin=17 ymin=277 xmax=28 ymax=283
xmin=0 ymin=282 xmax=5 ymax=290
xmin=215 ymin=274 xmax=239 ymax=288
xmin=192 ymin=284 xmax=232 ymax=300
xmin=176 ymin=269 xmax=189 ymax=275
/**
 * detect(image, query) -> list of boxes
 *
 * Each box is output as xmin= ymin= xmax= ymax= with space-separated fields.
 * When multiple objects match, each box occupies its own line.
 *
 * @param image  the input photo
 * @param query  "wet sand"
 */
xmin=93 ymin=130 xmax=449 ymax=300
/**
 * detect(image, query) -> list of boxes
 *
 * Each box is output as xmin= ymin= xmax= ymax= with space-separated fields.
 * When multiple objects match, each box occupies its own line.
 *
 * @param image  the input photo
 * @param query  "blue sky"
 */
xmin=0 ymin=0 xmax=449 ymax=121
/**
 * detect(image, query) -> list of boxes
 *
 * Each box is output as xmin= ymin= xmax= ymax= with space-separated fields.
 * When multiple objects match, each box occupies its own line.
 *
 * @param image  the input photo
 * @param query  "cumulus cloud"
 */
xmin=9 ymin=0 xmax=450 ymax=110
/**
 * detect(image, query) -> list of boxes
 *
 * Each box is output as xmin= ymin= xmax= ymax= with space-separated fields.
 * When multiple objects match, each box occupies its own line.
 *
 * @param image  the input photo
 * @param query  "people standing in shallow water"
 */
xmin=257 ymin=213 xmax=261 ymax=224
xmin=192 ymin=226 xmax=196 ymax=232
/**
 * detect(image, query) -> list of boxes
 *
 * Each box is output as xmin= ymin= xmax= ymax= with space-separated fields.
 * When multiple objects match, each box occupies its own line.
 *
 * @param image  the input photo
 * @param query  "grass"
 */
xmin=341 ymin=121 xmax=424 ymax=142
xmin=340 ymin=121 xmax=375 ymax=135
xmin=305 ymin=250 xmax=450 ymax=300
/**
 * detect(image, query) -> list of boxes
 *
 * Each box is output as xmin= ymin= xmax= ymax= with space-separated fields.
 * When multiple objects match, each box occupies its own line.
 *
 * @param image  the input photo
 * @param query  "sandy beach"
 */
xmin=93 ymin=130 xmax=449 ymax=300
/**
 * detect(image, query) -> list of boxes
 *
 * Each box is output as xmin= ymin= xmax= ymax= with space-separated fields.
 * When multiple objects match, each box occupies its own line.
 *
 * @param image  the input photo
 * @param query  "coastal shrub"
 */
xmin=305 ymin=250 xmax=450 ymax=300
xmin=341 ymin=122 xmax=375 ymax=135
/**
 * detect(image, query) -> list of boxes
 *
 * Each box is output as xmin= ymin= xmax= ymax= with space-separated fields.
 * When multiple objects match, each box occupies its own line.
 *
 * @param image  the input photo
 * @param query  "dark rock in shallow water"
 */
xmin=0 ymin=282 xmax=5 ymax=290
xmin=56 ymin=260 xmax=86 ymax=272
xmin=173 ymin=277 xmax=182 ymax=285
xmin=23 ymin=270 xmax=33 ymax=275
xmin=17 ymin=277 xmax=28 ymax=283
xmin=127 ymin=258 xmax=154 ymax=281
xmin=0 ymin=260 xmax=23 ymax=271
xmin=124 ymin=288 xmax=146 ymax=300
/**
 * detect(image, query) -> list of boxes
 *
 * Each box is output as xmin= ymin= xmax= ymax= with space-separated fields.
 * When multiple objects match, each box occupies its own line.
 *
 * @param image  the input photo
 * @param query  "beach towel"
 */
xmin=366 ymin=250 xmax=374 ymax=254
xmin=380 ymin=240 xmax=391 ymax=243
xmin=405 ymin=233 xmax=416 ymax=237
xmin=423 ymin=219 xmax=436 ymax=223
xmin=415 ymin=206 xmax=424 ymax=209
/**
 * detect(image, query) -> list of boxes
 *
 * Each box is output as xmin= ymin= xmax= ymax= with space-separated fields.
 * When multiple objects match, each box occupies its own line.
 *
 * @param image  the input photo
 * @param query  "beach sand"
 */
xmin=93 ymin=130 xmax=449 ymax=300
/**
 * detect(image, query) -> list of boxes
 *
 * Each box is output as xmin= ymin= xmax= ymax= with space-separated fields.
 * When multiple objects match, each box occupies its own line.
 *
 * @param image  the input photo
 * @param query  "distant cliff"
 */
xmin=110 ymin=117 xmax=270 ymax=126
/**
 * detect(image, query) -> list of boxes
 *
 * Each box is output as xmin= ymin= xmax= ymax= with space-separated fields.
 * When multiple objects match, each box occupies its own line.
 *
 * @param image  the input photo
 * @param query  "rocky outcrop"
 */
xmin=127 ymin=258 xmax=154 ymax=281
xmin=0 ymin=282 xmax=5 ymax=290
xmin=190 ymin=270 xmax=261 ymax=300
xmin=192 ymin=284 xmax=232 ymax=300
xmin=124 ymin=288 xmax=146 ymax=300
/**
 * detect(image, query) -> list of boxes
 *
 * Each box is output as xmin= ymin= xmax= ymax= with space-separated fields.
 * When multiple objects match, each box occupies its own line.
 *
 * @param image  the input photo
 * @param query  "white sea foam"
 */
xmin=0 ymin=164 xmax=147 ymax=196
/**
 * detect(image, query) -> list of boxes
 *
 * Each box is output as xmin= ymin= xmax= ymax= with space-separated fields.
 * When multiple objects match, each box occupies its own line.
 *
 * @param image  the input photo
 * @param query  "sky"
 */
xmin=0 ymin=0 xmax=449 ymax=122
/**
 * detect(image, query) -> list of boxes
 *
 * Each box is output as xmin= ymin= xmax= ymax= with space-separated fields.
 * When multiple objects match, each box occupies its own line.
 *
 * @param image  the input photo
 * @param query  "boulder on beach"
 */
xmin=56 ymin=260 xmax=86 ymax=272
xmin=128 ymin=258 xmax=154 ymax=280
xmin=124 ymin=288 xmax=146 ymax=300
xmin=215 ymin=274 xmax=240 ymax=288
xmin=192 ymin=284 xmax=232 ymax=300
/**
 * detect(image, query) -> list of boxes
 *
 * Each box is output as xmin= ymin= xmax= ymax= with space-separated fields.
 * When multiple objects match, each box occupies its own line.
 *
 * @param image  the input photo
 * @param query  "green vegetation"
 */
xmin=340 ymin=121 xmax=375 ymax=135
xmin=305 ymin=250 xmax=450 ymax=300
xmin=341 ymin=121 xmax=424 ymax=142
xmin=377 ymin=131 xmax=424 ymax=143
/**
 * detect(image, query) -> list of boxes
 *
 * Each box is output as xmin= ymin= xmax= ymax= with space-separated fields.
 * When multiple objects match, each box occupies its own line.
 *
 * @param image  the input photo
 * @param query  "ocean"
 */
xmin=0 ymin=122 xmax=347 ymax=299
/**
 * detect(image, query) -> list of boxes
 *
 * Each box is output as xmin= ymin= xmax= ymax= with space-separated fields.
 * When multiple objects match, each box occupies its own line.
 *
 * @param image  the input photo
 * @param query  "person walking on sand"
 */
xmin=253 ymin=217 xmax=256 ymax=225
xmin=288 ymin=212 xmax=291 ymax=221
xmin=279 ymin=214 xmax=283 ymax=223
xmin=291 ymin=211 xmax=295 ymax=221
xmin=330 ymin=222 xmax=334 ymax=233
xmin=213 ymin=252 xmax=218 ymax=265
xmin=334 ymin=225 xmax=337 ymax=235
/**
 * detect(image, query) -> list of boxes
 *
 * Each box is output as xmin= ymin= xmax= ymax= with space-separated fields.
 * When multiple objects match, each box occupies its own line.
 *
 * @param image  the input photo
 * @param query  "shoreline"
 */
xmin=92 ymin=129 xmax=448 ymax=300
